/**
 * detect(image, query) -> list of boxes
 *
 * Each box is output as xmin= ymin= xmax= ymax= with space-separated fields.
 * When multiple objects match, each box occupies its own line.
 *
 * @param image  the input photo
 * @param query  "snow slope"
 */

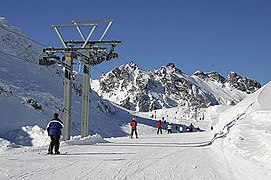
xmin=190 ymin=75 xmax=246 ymax=105
xmin=214 ymin=82 xmax=271 ymax=173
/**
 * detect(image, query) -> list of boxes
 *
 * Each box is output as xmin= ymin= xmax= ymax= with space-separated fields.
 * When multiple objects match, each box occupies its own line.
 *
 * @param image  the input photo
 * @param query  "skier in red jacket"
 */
xmin=130 ymin=117 xmax=138 ymax=138
xmin=157 ymin=120 xmax=162 ymax=134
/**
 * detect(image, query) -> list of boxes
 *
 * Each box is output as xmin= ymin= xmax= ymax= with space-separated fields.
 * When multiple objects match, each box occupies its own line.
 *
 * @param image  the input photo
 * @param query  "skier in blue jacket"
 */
xmin=47 ymin=113 xmax=64 ymax=154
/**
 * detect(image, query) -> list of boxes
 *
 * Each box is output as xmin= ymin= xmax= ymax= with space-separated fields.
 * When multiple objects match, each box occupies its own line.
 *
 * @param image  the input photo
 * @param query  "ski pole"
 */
xmin=43 ymin=136 xmax=49 ymax=146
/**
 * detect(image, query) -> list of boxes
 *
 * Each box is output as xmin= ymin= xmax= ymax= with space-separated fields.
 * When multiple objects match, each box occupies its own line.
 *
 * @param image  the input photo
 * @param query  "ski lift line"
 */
xmin=72 ymin=19 xmax=114 ymax=43
xmin=43 ymin=47 xmax=107 ymax=53
xmin=119 ymin=55 xmax=130 ymax=64
xmin=0 ymin=49 xmax=39 ymax=63
xmin=73 ymin=22 xmax=86 ymax=41
xmin=65 ymin=40 xmax=121 ymax=47
xmin=52 ymin=24 xmax=98 ymax=28
xmin=99 ymin=21 xmax=113 ymax=41
xmin=82 ymin=26 xmax=97 ymax=48
xmin=53 ymin=27 xmax=67 ymax=48
xmin=52 ymin=24 xmax=99 ymax=48
xmin=0 ymin=25 xmax=48 ymax=47
xmin=72 ymin=19 xmax=114 ymax=23
xmin=92 ymin=65 xmax=105 ymax=74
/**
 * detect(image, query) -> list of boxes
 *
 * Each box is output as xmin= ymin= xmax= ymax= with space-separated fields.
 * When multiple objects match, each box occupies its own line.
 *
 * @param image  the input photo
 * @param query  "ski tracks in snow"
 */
xmin=102 ymin=134 xmax=225 ymax=180
xmin=1 ymin=132 xmax=239 ymax=180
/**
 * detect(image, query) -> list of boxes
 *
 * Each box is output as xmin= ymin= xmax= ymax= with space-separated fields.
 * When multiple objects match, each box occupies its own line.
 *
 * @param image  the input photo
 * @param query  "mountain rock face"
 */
xmin=227 ymin=71 xmax=261 ymax=94
xmin=93 ymin=61 xmax=261 ymax=112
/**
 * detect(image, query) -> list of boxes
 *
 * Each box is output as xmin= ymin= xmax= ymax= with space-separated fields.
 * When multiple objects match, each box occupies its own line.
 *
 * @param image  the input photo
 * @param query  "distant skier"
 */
xmin=167 ymin=122 xmax=172 ymax=134
xmin=162 ymin=117 xmax=167 ymax=124
xmin=188 ymin=123 xmax=194 ymax=132
xmin=47 ymin=113 xmax=63 ymax=154
xmin=179 ymin=126 xmax=183 ymax=133
xmin=157 ymin=120 xmax=162 ymax=134
xmin=130 ymin=117 xmax=138 ymax=139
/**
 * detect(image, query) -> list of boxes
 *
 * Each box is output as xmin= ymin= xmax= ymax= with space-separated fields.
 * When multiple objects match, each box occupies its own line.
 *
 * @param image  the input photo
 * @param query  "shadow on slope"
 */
xmin=1 ymin=129 xmax=33 ymax=146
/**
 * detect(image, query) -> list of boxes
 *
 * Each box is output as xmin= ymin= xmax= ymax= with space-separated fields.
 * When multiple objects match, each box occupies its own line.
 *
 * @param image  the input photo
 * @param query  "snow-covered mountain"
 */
xmin=92 ymin=61 xmax=261 ymax=112
xmin=0 ymin=17 xmax=41 ymax=62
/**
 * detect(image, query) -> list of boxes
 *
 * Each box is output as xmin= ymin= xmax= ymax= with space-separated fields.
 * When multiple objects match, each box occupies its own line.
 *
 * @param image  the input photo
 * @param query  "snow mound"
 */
xmin=4 ymin=125 xmax=48 ymax=147
xmin=62 ymin=134 xmax=108 ymax=146
xmin=215 ymin=81 xmax=271 ymax=169
xmin=257 ymin=81 xmax=271 ymax=109
xmin=3 ymin=125 xmax=107 ymax=149
xmin=218 ymin=81 xmax=271 ymax=126
xmin=0 ymin=138 xmax=14 ymax=152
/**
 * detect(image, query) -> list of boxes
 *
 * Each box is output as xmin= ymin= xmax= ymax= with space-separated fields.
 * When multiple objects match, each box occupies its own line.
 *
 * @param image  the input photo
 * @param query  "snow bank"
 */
xmin=215 ymin=82 xmax=271 ymax=169
xmin=257 ymin=81 xmax=271 ymax=110
xmin=62 ymin=134 xmax=108 ymax=146
xmin=0 ymin=138 xmax=14 ymax=152
xmin=22 ymin=125 xmax=48 ymax=147
xmin=3 ymin=125 xmax=108 ymax=148
xmin=216 ymin=82 xmax=271 ymax=128
xmin=4 ymin=125 xmax=48 ymax=147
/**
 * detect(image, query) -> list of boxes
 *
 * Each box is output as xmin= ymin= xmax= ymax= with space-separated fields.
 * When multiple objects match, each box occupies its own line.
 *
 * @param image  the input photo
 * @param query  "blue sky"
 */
xmin=1 ymin=0 xmax=270 ymax=85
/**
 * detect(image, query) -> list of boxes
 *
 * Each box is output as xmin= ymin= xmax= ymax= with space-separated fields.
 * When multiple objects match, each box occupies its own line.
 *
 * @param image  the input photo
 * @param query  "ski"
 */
xmin=39 ymin=152 xmax=68 ymax=155
xmin=53 ymin=152 xmax=68 ymax=155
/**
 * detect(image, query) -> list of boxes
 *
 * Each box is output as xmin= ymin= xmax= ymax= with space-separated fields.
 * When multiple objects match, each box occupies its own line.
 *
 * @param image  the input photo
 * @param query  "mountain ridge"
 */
xmin=92 ymin=61 xmax=261 ymax=112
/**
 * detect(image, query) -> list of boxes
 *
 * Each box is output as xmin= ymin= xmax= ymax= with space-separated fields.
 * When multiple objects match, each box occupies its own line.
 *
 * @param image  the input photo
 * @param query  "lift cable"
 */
xmin=0 ymin=49 xmax=37 ymax=62
xmin=0 ymin=25 xmax=48 ymax=47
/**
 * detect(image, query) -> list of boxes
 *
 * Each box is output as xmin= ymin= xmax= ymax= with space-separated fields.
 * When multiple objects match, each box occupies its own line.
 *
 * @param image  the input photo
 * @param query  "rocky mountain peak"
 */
xmin=0 ymin=17 xmax=9 ymax=26
xmin=227 ymin=71 xmax=261 ymax=94
xmin=156 ymin=63 xmax=183 ymax=78
xmin=124 ymin=61 xmax=139 ymax=71
xmin=0 ymin=17 xmax=6 ymax=22
xmin=166 ymin=62 xmax=176 ymax=69
xmin=206 ymin=71 xmax=226 ymax=83
xmin=166 ymin=62 xmax=182 ymax=74
xmin=228 ymin=71 xmax=238 ymax=79
xmin=193 ymin=70 xmax=207 ymax=79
